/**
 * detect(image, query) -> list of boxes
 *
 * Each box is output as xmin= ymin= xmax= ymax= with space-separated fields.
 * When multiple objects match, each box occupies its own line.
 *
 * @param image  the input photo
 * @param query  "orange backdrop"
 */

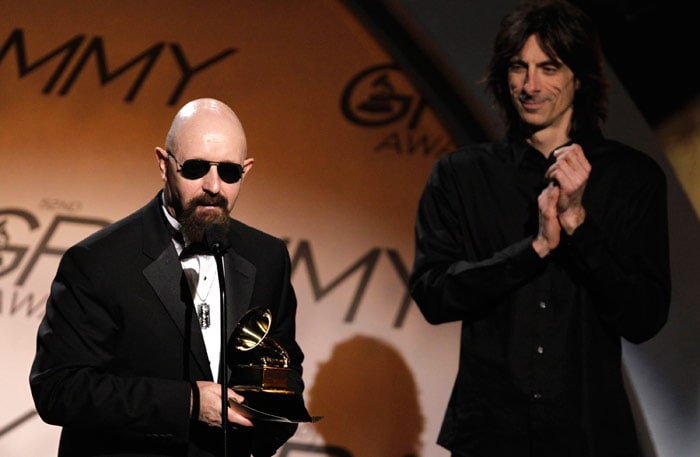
xmin=0 ymin=2 xmax=457 ymax=456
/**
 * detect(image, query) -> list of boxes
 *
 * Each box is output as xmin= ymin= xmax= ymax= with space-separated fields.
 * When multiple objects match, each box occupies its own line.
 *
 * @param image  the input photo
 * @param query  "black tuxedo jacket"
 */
xmin=30 ymin=192 xmax=303 ymax=457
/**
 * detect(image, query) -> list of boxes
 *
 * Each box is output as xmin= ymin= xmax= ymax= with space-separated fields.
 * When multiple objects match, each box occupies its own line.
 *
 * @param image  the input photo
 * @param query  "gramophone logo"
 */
xmin=340 ymin=63 xmax=454 ymax=156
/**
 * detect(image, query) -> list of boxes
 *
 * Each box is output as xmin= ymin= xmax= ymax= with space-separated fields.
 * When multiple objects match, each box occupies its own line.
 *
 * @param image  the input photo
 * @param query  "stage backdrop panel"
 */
xmin=0 ymin=2 xmax=458 ymax=456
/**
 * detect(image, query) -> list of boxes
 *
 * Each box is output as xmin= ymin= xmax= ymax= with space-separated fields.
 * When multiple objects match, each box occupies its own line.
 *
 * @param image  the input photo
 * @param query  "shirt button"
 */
xmin=539 ymin=301 xmax=547 ymax=309
xmin=537 ymin=346 xmax=544 ymax=354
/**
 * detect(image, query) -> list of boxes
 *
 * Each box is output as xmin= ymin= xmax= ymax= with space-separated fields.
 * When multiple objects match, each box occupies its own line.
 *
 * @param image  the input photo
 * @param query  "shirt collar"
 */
xmin=507 ymin=128 xmax=603 ymax=166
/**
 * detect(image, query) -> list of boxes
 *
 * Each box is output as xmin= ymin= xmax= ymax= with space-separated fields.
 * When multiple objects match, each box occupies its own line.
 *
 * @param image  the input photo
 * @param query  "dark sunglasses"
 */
xmin=166 ymin=150 xmax=244 ymax=184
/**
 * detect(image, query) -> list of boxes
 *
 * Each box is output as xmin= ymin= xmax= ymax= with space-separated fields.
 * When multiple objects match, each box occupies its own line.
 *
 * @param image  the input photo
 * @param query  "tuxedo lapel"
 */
xmin=143 ymin=246 xmax=213 ymax=380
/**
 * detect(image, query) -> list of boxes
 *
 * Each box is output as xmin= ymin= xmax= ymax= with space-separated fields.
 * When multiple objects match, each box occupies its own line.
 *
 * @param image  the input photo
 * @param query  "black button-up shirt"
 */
xmin=409 ymin=131 xmax=671 ymax=457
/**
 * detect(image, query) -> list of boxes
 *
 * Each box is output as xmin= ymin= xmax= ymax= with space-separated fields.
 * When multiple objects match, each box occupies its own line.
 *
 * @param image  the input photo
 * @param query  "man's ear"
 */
xmin=242 ymin=157 xmax=254 ymax=180
xmin=155 ymin=147 xmax=169 ymax=180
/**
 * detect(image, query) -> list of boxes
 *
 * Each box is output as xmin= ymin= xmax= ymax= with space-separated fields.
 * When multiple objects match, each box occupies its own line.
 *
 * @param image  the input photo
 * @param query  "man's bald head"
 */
xmin=165 ymin=98 xmax=247 ymax=157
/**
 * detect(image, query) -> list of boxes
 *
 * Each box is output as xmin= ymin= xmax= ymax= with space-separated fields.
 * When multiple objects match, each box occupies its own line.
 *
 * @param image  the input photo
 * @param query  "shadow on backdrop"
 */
xmin=306 ymin=334 xmax=423 ymax=457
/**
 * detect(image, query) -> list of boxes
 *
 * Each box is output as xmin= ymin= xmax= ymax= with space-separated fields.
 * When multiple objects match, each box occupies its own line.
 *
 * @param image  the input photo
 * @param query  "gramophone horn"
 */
xmin=231 ymin=307 xmax=290 ymax=368
xmin=234 ymin=307 xmax=272 ymax=351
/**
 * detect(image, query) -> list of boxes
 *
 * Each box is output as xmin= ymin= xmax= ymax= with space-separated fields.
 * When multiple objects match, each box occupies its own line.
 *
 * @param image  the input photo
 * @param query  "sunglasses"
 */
xmin=166 ymin=150 xmax=244 ymax=184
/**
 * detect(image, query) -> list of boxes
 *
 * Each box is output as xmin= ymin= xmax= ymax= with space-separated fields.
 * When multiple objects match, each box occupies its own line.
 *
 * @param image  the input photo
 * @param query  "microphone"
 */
xmin=203 ymin=224 xmax=230 ymax=255
xmin=203 ymin=223 xmax=231 ymax=457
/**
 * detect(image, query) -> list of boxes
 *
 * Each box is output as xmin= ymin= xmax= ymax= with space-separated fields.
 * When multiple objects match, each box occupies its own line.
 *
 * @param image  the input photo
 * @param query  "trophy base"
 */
xmin=230 ymin=364 xmax=296 ymax=394
xmin=229 ymin=391 xmax=320 ymax=423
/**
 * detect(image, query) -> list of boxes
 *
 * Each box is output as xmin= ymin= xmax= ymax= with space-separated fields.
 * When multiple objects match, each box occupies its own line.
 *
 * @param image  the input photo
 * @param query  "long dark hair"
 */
xmin=485 ymin=0 xmax=609 ymax=138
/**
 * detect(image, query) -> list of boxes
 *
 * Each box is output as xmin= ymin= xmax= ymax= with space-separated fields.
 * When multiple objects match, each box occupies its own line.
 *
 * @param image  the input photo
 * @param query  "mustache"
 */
xmin=192 ymin=195 xmax=228 ymax=208
xmin=518 ymin=93 xmax=553 ymax=104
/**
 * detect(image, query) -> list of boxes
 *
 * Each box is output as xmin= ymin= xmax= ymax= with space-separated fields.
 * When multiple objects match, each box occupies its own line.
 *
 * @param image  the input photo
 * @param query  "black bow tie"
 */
xmin=179 ymin=242 xmax=211 ymax=259
xmin=166 ymin=225 xmax=205 ymax=258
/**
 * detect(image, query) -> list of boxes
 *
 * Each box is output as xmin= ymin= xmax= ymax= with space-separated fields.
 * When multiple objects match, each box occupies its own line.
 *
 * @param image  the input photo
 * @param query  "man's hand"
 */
xmin=193 ymin=380 xmax=254 ymax=428
xmin=545 ymin=143 xmax=590 ymax=234
xmin=532 ymin=182 xmax=561 ymax=258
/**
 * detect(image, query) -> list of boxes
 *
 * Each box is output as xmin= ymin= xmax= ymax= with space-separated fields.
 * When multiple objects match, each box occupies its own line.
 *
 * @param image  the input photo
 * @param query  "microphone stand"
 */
xmin=211 ymin=241 xmax=228 ymax=457
xmin=202 ymin=222 xmax=231 ymax=457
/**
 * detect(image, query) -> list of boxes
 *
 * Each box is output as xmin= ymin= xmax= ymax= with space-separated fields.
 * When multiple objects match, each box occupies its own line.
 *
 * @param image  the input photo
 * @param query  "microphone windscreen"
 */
xmin=204 ymin=224 xmax=230 ymax=253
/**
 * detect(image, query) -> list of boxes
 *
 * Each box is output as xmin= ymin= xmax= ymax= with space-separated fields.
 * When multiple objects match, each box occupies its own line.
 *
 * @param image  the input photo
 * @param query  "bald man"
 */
xmin=30 ymin=98 xmax=305 ymax=457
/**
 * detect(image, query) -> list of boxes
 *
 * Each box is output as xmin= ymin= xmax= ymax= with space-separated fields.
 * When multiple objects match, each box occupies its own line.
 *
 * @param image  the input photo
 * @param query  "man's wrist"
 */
xmin=532 ymin=237 xmax=552 ymax=258
xmin=559 ymin=206 xmax=586 ymax=235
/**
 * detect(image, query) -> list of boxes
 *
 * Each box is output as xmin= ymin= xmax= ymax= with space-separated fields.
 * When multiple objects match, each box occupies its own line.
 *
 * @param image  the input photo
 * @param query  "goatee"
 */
xmin=180 ymin=195 xmax=231 ymax=244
